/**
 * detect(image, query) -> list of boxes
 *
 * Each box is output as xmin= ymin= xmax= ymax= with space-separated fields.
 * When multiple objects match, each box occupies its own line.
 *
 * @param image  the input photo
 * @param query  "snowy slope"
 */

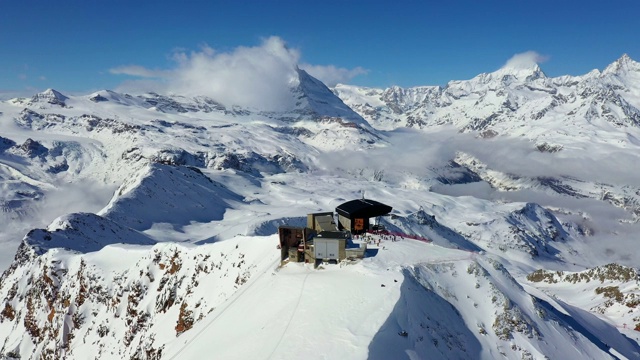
xmin=1 ymin=57 xmax=640 ymax=359
xmin=25 ymin=212 xmax=156 ymax=255
xmin=100 ymin=164 xmax=242 ymax=231
xmin=0 ymin=233 xmax=279 ymax=359
xmin=0 ymin=70 xmax=378 ymax=268
xmin=162 ymin=238 xmax=639 ymax=360
xmin=526 ymin=263 xmax=640 ymax=333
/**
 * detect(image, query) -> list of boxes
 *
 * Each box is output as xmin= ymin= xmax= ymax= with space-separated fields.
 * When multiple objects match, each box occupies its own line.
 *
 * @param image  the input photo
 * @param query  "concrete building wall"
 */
xmin=338 ymin=214 xmax=351 ymax=232
xmin=307 ymin=212 xmax=334 ymax=230
xmin=338 ymin=239 xmax=346 ymax=260
xmin=315 ymin=215 xmax=336 ymax=232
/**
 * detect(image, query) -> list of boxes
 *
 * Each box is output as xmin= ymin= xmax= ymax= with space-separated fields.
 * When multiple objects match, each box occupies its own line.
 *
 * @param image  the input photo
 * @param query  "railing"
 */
xmin=366 ymin=229 xmax=431 ymax=243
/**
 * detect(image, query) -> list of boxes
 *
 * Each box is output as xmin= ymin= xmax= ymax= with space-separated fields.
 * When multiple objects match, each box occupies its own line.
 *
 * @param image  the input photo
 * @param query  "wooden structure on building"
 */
xmin=278 ymin=226 xmax=315 ymax=264
xmin=335 ymin=199 xmax=392 ymax=234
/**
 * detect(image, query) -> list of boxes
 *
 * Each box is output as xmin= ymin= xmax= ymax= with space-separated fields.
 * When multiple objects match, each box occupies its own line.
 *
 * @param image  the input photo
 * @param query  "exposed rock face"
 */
xmin=0 ymin=136 xmax=16 ymax=152
xmin=0 ymin=236 xmax=272 ymax=359
xmin=502 ymin=203 xmax=569 ymax=256
xmin=527 ymin=263 xmax=640 ymax=331
xmin=30 ymin=89 xmax=69 ymax=107
xmin=18 ymin=139 xmax=48 ymax=158
xmin=405 ymin=257 xmax=619 ymax=359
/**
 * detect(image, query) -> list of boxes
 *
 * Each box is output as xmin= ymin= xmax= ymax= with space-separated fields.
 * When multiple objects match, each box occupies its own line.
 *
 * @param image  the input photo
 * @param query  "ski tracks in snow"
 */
xmin=266 ymin=271 xmax=311 ymax=360
xmin=166 ymin=256 xmax=280 ymax=360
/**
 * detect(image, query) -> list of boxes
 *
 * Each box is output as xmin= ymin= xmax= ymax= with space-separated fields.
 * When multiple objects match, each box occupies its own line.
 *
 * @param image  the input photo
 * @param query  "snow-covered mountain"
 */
xmin=2 ymin=58 xmax=640 ymax=359
xmin=335 ymin=54 xmax=640 ymax=135
xmin=336 ymin=54 xmax=640 ymax=222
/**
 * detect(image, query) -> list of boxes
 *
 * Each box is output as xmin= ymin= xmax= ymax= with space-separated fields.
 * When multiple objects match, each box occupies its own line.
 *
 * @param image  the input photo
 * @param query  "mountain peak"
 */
xmin=502 ymin=60 xmax=542 ymax=71
xmin=41 ymin=88 xmax=68 ymax=100
xmin=466 ymin=63 xmax=546 ymax=86
xmin=603 ymin=53 xmax=640 ymax=75
xmin=494 ymin=62 xmax=546 ymax=82
xmin=30 ymin=88 xmax=69 ymax=106
xmin=493 ymin=51 xmax=548 ymax=82
xmin=293 ymin=68 xmax=369 ymax=125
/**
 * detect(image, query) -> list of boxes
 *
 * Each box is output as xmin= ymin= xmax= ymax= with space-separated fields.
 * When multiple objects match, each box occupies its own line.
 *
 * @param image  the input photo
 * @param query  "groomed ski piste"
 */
xmin=159 ymin=231 xmax=636 ymax=360
xmin=165 ymin=236 xmax=479 ymax=360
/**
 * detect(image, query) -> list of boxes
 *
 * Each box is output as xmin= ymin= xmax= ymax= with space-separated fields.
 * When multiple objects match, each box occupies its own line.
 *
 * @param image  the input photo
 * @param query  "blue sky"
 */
xmin=1 ymin=0 xmax=639 ymax=95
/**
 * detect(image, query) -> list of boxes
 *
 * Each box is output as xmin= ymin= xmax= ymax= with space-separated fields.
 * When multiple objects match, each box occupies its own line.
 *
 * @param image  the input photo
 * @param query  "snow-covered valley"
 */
xmin=2 ymin=56 xmax=640 ymax=359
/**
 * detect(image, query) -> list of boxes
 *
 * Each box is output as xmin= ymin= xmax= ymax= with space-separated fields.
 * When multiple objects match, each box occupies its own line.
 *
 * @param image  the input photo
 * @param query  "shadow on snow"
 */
xmin=368 ymin=269 xmax=482 ymax=360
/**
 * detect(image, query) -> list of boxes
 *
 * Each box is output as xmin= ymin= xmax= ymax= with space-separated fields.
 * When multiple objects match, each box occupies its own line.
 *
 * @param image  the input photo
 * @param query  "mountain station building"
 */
xmin=335 ymin=198 xmax=393 ymax=234
xmin=278 ymin=198 xmax=392 ymax=267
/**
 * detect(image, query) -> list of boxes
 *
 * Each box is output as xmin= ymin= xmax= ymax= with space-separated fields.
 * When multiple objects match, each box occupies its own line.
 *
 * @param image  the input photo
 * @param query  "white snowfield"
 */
xmin=164 ymin=239 xmax=637 ymax=360
xmin=1 ymin=56 xmax=640 ymax=359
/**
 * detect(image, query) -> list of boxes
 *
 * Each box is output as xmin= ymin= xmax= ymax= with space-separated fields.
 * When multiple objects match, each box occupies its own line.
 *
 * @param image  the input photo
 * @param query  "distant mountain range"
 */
xmin=335 ymin=54 xmax=640 ymax=221
xmin=335 ymin=54 xmax=640 ymax=134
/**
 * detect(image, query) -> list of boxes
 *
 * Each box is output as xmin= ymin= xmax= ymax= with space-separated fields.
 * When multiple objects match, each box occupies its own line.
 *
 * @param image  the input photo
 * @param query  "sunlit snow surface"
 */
xmin=1 ymin=58 xmax=640 ymax=358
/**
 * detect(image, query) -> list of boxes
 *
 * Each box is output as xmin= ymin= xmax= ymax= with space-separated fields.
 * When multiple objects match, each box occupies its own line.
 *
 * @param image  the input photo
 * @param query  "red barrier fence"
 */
xmin=366 ymin=229 xmax=431 ymax=243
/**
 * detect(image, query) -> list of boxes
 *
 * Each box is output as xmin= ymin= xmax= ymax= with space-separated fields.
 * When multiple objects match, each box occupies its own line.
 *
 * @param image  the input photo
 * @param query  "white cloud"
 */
xmin=35 ymin=180 xmax=117 ymax=228
xmin=110 ymin=36 xmax=366 ymax=111
xmin=503 ymin=51 xmax=549 ymax=69
xmin=170 ymin=36 xmax=301 ymax=111
xmin=316 ymin=126 xmax=640 ymax=191
xmin=300 ymin=64 xmax=368 ymax=87
xmin=315 ymin=127 xmax=640 ymax=266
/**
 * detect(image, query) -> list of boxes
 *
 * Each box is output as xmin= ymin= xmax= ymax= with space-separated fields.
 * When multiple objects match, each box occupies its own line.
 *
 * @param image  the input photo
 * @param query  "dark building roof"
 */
xmin=335 ymin=199 xmax=392 ymax=219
